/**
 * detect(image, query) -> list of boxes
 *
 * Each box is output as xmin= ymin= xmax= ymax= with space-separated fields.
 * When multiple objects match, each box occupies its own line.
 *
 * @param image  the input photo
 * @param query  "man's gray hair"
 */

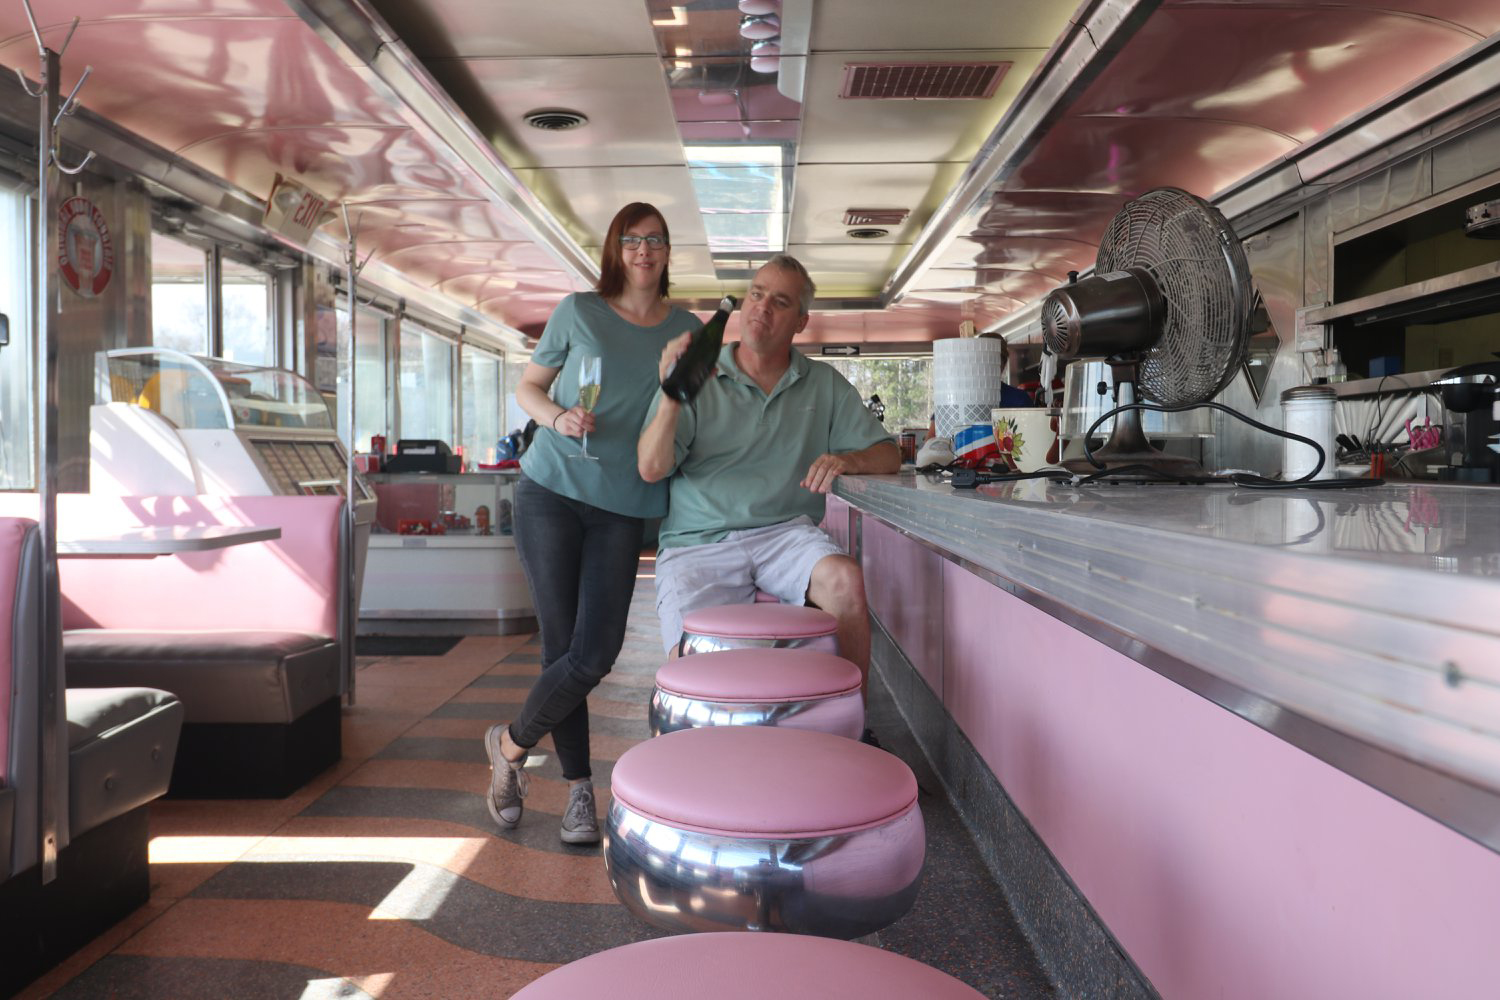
xmin=763 ymin=253 xmax=817 ymax=316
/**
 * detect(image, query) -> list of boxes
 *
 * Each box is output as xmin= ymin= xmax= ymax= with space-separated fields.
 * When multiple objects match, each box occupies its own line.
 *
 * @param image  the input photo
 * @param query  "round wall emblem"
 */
xmin=58 ymin=196 xmax=114 ymax=298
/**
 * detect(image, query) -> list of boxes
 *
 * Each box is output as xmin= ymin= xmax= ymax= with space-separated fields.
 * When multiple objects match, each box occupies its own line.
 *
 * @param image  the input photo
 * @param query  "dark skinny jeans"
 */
xmin=508 ymin=475 xmax=644 ymax=780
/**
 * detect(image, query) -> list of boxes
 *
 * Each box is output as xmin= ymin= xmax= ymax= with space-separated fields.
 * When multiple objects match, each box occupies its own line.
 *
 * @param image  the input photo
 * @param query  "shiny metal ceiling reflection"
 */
xmin=1 ymin=0 xmax=1498 ymax=346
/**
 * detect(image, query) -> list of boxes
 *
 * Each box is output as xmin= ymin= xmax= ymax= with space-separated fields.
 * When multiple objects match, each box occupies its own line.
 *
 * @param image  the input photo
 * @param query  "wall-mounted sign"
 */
xmin=58 ymin=196 xmax=114 ymax=298
xmin=264 ymin=172 xmax=332 ymax=248
xmin=821 ymin=345 xmax=860 ymax=356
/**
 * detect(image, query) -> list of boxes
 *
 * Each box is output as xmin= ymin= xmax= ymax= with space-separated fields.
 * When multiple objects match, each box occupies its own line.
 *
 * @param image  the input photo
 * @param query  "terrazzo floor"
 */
xmin=20 ymin=555 xmax=1055 ymax=999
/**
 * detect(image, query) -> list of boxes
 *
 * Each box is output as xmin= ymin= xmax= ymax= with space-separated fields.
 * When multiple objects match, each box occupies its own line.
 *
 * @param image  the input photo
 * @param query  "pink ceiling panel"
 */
xmin=798 ymin=304 xmax=964 ymax=344
xmin=0 ymin=15 xmax=405 ymax=154
xmin=439 ymin=269 xmax=573 ymax=299
xmin=1070 ymin=5 xmax=1488 ymax=143
xmin=343 ymin=200 xmax=537 ymax=245
xmin=181 ymin=126 xmax=487 ymax=212
xmin=1003 ymin=116 xmax=1295 ymax=205
xmin=934 ymin=235 xmax=1101 ymax=275
xmin=971 ymin=190 xmax=1130 ymax=238
xmin=478 ymin=289 xmax=574 ymax=336
xmin=1192 ymin=0 xmax=1500 ymax=38
xmin=374 ymin=243 xmax=565 ymax=279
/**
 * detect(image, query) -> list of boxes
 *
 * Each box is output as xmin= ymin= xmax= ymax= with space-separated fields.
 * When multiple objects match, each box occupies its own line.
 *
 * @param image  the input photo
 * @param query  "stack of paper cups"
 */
xmin=932 ymin=337 xmax=1006 ymax=439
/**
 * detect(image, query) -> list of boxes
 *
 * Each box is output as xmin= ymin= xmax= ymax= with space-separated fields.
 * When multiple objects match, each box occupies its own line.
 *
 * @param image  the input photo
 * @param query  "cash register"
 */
xmin=383 ymin=439 xmax=463 ymax=474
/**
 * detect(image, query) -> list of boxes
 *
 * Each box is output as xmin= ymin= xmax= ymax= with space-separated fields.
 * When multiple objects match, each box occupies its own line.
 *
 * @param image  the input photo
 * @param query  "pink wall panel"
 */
xmin=863 ymin=518 xmax=943 ymax=695
xmin=0 ymin=494 xmax=341 ymax=638
xmin=938 ymin=558 xmax=1500 ymax=999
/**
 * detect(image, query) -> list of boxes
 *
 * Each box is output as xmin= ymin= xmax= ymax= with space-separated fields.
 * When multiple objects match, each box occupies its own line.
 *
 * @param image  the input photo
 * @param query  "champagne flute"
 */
xmin=572 ymin=354 xmax=602 ymax=461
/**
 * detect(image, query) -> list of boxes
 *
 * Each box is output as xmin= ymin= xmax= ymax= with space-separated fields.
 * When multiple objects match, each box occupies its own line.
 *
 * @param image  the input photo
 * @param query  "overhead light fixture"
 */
xmin=674 ymin=45 xmax=693 ymax=70
xmin=738 ymin=0 xmax=779 ymax=13
xmin=739 ymin=13 xmax=780 ymax=40
xmin=750 ymin=39 xmax=781 ymax=74
xmin=652 ymin=5 xmax=687 ymax=26
xmin=522 ymin=108 xmax=590 ymax=131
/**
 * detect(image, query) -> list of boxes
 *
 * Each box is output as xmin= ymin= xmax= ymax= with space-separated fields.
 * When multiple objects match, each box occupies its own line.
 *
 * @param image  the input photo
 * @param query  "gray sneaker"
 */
xmin=483 ymin=724 xmax=529 ymax=830
xmin=560 ymin=780 xmax=600 ymax=845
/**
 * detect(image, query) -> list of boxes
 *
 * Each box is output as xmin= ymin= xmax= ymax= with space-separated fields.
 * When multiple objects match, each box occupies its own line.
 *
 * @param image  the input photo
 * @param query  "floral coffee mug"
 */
xmin=991 ymin=408 xmax=1056 ymax=473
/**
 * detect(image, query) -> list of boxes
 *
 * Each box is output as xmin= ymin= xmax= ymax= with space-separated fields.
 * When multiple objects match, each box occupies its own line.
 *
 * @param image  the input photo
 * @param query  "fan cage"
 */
xmin=1095 ymin=188 xmax=1251 ymax=407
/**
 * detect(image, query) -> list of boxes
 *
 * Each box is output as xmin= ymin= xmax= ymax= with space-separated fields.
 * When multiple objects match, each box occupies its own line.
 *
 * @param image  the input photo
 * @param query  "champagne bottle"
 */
xmin=661 ymin=295 xmax=736 ymax=402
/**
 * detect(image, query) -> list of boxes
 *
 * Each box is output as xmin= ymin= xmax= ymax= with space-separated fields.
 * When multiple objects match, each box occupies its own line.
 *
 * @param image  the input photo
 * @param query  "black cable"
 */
xmin=1079 ymin=400 xmax=1383 ymax=490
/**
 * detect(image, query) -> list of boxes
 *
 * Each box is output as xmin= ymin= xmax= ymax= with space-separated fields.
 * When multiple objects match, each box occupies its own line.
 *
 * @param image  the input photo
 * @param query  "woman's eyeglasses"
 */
xmin=620 ymin=235 xmax=668 ymax=250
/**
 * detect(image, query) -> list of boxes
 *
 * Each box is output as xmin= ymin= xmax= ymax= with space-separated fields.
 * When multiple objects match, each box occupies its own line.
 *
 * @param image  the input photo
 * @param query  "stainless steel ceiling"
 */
xmin=2 ymin=0 xmax=1497 ymax=349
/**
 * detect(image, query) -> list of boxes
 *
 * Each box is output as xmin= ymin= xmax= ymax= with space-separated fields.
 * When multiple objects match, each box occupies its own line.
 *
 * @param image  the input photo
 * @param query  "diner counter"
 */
xmin=834 ymin=472 xmax=1500 ymax=851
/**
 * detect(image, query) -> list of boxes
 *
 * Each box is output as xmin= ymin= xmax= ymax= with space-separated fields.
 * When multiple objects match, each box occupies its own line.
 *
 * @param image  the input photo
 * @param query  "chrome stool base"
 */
xmin=649 ymin=688 xmax=864 ymax=740
xmin=603 ymin=798 xmax=924 ymax=938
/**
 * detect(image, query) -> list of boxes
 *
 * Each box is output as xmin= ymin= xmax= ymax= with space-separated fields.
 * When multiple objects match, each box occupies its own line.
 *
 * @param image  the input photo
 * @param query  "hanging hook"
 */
xmin=53 ymin=65 xmax=91 ymax=127
xmin=14 ymin=67 xmax=43 ymax=98
xmin=55 ymin=148 xmax=94 ymax=175
xmin=16 ymin=0 xmax=46 ymax=96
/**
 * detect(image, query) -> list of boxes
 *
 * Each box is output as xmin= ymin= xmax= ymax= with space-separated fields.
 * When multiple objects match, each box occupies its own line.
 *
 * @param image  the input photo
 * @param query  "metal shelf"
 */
xmin=1306 ymin=260 xmax=1500 ymax=329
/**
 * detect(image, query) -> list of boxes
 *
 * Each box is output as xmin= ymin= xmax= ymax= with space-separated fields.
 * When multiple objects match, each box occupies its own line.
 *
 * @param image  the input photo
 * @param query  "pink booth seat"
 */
xmin=0 ymin=495 xmax=345 ymax=799
xmin=678 ymin=603 xmax=838 ymax=656
xmin=604 ymin=726 xmax=924 ymax=938
xmin=513 ymin=932 xmax=985 ymax=1000
xmin=650 ymin=648 xmax=864 ymax=739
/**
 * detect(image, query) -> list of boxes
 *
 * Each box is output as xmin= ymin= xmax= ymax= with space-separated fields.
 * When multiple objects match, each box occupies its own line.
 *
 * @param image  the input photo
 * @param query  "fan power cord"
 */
xmin=1081 ymin=401 xmax=1383 ymax=490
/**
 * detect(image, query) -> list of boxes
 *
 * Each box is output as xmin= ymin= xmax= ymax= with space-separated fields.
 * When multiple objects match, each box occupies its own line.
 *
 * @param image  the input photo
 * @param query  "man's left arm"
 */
xmin=801 ymin=439 xmax=901 ymax=494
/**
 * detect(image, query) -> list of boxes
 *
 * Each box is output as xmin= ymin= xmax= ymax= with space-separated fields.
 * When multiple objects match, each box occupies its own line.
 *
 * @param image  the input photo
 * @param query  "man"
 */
xmin=638 ymin=254 xmax=900 ymax=695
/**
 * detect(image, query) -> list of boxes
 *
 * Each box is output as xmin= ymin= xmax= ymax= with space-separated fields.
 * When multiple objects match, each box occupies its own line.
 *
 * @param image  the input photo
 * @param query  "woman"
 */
xmin=485 ymin=203 xmax=700 ymax=844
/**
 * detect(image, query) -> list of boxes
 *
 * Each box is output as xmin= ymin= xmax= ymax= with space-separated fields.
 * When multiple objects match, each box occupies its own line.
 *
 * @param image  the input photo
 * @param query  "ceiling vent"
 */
xmin=523 ymin=108 xmax=589 ymax=131
xmin=847 ymin=227 xmax=890 ymax=240
xmin=843 ymin=208 xmax=909 ymax=226
xmin=840 ymin=62 xmax=1009 ymax=100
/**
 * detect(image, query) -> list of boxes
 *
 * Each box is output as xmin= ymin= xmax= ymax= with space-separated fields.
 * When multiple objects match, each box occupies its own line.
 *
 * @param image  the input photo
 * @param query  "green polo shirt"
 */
xmin=648 ymin=344 xmax=894 ymax=548
xmin=521 ymin=292 xmax=700 ymax=518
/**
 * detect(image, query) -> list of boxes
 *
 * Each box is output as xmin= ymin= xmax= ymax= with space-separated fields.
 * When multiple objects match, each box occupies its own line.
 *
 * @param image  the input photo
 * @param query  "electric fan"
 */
xmin=1040 ymin=187 xmax=1255 ymax=477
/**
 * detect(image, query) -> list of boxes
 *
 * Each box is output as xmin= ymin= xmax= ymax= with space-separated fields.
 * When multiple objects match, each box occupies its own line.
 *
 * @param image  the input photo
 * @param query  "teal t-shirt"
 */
xmin=647 ymin=344 xmax=895 ymax=548
xmin=521 ymin=292 xmax=700 ymax=518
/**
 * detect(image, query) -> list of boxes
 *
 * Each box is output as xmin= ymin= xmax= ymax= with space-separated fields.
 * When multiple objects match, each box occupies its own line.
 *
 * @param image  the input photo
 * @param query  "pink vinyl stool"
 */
xmin=678 ymin=603 xmax=838 ymax=656
xmin=650 ymin=648 xmax=864 ymax=740
xmin=512 ymin=932 xmax=985 ymax=999
xmin=603 ymin=725 xmax=924 ymax=938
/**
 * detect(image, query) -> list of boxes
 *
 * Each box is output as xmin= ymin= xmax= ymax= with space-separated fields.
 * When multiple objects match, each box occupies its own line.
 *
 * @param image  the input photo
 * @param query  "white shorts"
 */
xmin=654 ymin=516 xmax=845 ymax=652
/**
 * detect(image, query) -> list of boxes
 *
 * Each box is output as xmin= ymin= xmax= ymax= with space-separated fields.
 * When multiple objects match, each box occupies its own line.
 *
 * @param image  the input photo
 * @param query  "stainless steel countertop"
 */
xmin=835 ymin=473 xmax=1500 ymax=844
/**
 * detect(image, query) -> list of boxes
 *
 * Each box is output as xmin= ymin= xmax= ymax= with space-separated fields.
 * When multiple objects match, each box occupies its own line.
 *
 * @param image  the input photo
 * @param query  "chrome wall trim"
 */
xmin=281 ymin=0 xmax=600 ymax=286
xmin=840 ymin=481 xmax=1500 ymax=856
xmin=880 ymin=0 xmax=1163 ymax=307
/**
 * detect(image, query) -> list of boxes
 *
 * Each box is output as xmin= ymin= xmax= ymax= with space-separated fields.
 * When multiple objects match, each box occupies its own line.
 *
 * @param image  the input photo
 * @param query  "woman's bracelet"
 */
xmin=552 ymin=410 xmax=563 ymax=429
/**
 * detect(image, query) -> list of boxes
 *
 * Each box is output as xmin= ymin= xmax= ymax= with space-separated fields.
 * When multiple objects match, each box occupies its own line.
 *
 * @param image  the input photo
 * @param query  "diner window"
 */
xmin=151 ymin=232 xmax=208 ymax=354
xmin=817 ymin=356 xmax=933 ymax=433
xmin=0 ymin=186 xmax=32 ymax=489
xmin=399 ymin=321 xmax=455 ymax=446
xmin=222 ymin=257 xmax=273 ymax=366
xmin=462 ymin=347 xmax=503 ymax=467
xmin=335 ymin=301 xmax=388 ymax=453
xmin=504 ymin=355 xmax=530 ymax=435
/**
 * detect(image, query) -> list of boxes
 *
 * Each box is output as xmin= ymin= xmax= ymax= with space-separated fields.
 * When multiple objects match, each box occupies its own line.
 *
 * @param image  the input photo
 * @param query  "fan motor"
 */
xmin=1040 ymin=266 xmax=1165 ymax=359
